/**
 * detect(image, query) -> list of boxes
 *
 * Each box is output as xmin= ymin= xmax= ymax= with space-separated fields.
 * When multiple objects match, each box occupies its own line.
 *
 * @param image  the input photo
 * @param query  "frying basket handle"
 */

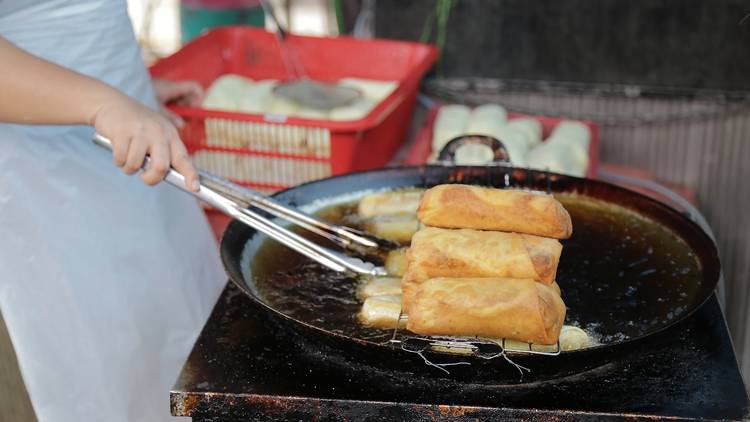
xmin=437 ymin=134 xmax=511 ymax=166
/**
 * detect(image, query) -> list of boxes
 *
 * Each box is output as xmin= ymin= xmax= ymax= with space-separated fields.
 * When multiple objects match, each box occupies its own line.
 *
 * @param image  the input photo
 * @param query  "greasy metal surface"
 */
xmin=219 ymin=165 xmax=720 ymax=371
xmin=171 ymin=283 xmax=749 ymax=421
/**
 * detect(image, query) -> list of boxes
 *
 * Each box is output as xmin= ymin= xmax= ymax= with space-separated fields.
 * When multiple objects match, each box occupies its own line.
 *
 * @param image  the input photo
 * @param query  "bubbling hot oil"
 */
xmin=250 ymin=194 xmax=702 ymax=346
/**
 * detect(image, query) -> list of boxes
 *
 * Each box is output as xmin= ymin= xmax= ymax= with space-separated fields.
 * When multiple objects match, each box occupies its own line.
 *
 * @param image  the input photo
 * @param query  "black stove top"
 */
xmin=171 ymin=282 xmax=749 ymax=421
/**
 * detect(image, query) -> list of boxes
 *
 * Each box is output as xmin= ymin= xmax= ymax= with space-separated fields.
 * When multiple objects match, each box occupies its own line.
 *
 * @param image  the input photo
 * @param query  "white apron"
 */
xmin=0 ymin=1 xmax=226 ymax=421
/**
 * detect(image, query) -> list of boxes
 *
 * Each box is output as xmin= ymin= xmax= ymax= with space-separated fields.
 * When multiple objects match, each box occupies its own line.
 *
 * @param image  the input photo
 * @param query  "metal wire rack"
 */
xmin=387 ymin=314 xmax=561 ymax=359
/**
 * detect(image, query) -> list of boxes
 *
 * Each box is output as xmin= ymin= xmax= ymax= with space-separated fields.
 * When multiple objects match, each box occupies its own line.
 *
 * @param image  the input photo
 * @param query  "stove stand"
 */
xmin=171 ymin=282 xmax=749 ymax=421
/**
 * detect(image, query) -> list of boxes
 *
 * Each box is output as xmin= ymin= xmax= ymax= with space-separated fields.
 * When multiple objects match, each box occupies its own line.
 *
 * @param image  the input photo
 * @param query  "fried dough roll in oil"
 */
xmin=362 ymin=215 xmax=420 ymax=244
xmin=401 ymin=227 xmax=562 ymax=310
xmin=417 ymin=184 xmax=572 ymax=239
xmin=407 ymin=278 xmax=566 ymax=345
xmin=384 ymin=248 xmax=409 ymax=277
xmin=358 ymin=295 xmax=405 ymax=329
xmin=357 ymin=190 xmax=423 ymax=219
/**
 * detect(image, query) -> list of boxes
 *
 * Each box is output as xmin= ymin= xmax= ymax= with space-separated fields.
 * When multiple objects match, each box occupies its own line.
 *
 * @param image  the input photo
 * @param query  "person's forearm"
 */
xmin=0 ymin=36 xmax=123 ymax=126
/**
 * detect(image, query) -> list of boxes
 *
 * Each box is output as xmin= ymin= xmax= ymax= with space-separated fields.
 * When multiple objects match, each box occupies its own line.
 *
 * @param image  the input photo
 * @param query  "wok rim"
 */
xmin=219 ymin=165 xmax=721 ymax=357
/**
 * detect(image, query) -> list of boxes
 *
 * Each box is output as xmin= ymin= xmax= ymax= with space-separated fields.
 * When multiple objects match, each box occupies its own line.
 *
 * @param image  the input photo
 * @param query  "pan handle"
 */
xmin=437 ymin=134 xmax=512 ymax=166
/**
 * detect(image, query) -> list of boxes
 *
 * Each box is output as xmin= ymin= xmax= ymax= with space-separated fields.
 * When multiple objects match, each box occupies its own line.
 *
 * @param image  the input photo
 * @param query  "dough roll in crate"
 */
xmin=150 ymin=27 xmax=438 ymax=192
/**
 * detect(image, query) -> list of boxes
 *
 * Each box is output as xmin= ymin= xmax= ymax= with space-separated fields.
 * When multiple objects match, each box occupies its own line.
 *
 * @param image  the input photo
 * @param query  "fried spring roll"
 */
xmin=417 ymin=184 xmax=572 ymax=239
xmin=357 ymin=190 xmax=423 ymax=219
xmin=407 ymin=278 xmax=566 ymax=345
xmin=358 ymin=295 xmax=405 ymax=329
xmin=385 ymin=248 xmax=409 ymax=277
xmin=402 ymin=227 xmax=562 ymax=310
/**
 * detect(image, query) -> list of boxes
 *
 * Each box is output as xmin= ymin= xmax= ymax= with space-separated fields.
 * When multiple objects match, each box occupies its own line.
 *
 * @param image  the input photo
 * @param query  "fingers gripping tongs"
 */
xmin=93 ymin=134 xmax=388 ymax=276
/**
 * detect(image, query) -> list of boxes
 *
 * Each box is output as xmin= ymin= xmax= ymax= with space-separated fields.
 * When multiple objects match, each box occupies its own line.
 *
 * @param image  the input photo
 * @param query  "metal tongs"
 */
xmin=92 ymin=134 xmax=389 ymax=276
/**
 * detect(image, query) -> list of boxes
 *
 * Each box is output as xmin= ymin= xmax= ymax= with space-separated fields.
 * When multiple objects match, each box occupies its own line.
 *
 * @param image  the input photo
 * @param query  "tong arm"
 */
xmin=92 ymin=133 xmax=385 ymax=276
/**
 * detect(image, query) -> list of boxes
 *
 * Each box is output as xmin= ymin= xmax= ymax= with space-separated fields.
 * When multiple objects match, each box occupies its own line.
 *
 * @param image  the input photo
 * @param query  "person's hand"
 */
xmin=90 ymin=92 xmax=199 ymax=191
xmin=152 ymin=79 xmax=203 ymax=129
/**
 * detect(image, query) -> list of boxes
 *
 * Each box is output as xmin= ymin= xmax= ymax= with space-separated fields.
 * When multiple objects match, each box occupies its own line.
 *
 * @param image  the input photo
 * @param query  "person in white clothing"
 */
xmin=0 ymin=1 xmax=226 ymax=421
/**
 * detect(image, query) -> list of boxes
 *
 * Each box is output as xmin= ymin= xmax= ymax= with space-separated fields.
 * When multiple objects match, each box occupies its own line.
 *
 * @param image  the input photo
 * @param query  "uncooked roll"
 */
xmin=507 ymin=118 xmax=543 ymax=148
xmin=454 ymin=143 xmax=496 ymax=165
xmin=464 ymin=104 xmax=508 ymax=136
xmin=486 ymin=125 xmax=529 ymax=165
xmin=550 ymin=120 xmax=591 ymax=150
xmin=339 ymin=78 xmax=398 ymax=102
xmin=541 ymin=120 xmax=591 ymax=174
xmin=417 ymin=184 xmax=573 ymax=238
xmin=548 ymin=137 xmax=589 ymax=175
xmin=432 ymin=105 xmax=471 ymax=151
xmin=327 ymin=78 xmax=398 ymax=121
xmin=295 ymin=107 xmax=331 ymax=120
xmin=358 ymin=295 xmax=404 ymax=329
xmin=268 ymin=94 xmax=300 ymax=116
xmin=237 ymin=79 xmax=276 ymax=114
xmin=450 ymin=129 xmax=532 ymax=166
xmin=357 ymin=190 xmax=423 ymax=219
xmin=328 ymin=97 xmax=376 ymax=121
xmin=203 ymin=74 xmax=253 ymax=111
xmin=526 ymin=141 xmax=586 ymax=177
xmin=385 ymin=248 xmax=409 ymax=277
xmin=363 ymin=215 xmax=420 ymax=244
xmin=406 ymin=277 xmax=566 ymax=345
xmin=357 ymin=277 xmax=402 ymax=299
xmin=459 ymin=104 xmax=521 ymax=164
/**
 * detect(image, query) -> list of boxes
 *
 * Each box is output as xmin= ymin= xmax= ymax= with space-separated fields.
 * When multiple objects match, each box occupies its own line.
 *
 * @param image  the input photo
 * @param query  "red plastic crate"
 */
xmin=405 ymin=105 xmax=600 ymax=178
xmin=150 ymin=27 xmax=438 ymax=192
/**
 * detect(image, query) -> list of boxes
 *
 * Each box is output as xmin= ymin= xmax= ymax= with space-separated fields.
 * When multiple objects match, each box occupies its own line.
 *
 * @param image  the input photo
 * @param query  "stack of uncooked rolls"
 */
xmin=430 ymin=104 xmax=591 ymax=177
xmin=202 ymin=74 xmax=399 ymax=121
xmin=356 ymin=185 xmax=593 ymax=350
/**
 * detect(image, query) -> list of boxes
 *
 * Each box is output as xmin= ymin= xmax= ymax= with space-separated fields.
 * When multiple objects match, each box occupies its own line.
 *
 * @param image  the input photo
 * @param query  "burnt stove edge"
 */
xmin=169 ymin=390 xmax=736 ymax=421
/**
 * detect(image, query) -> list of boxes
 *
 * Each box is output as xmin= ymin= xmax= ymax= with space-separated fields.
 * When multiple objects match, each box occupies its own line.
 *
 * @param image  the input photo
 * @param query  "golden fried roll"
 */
xmin=402 ymin=228 xmax=562 ymax=310
xmin=417 ymin=184 xmax=572 ymax=239
xmin=407 ymin=278 xmax=566 ymax=345
xmin=357 ymin=190 xmax=423 ymax=219
xmin=401 ymin=227 xmax=561 ymax=309
xmin=384 ymin=248 xmax=409 ymax=277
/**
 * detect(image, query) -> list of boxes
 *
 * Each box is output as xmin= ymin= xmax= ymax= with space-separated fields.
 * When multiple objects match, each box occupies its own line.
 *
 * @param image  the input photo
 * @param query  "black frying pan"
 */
xmin=219 ymin=164 xmax=720 ymax=383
